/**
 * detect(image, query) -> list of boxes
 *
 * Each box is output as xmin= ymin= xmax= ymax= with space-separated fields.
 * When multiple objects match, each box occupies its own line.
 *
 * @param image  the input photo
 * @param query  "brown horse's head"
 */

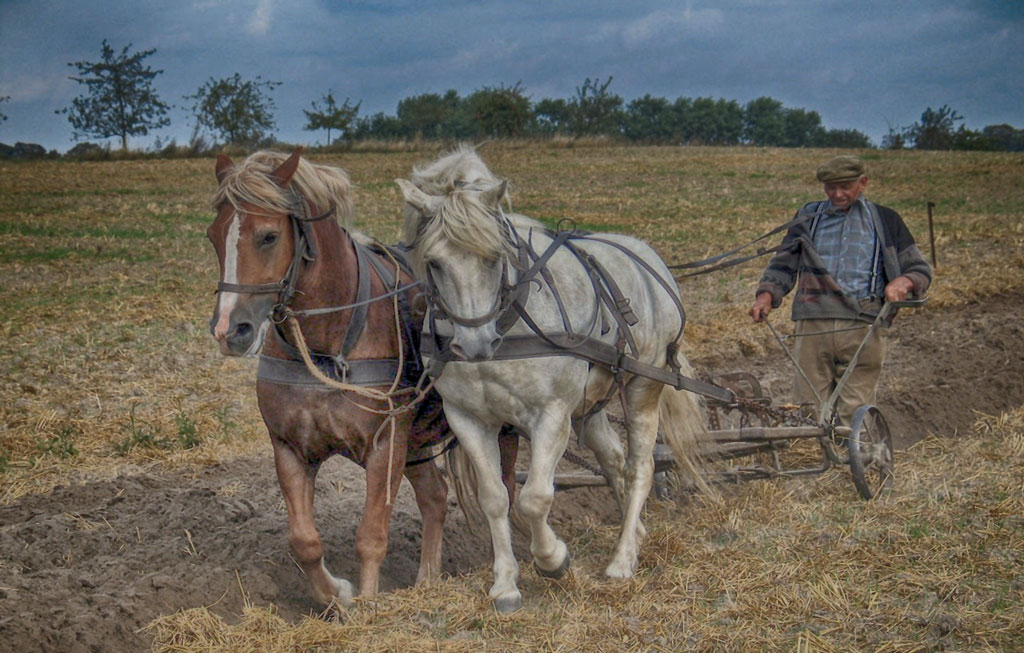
xmin=206 ymin=149 xmax=307 ymax=356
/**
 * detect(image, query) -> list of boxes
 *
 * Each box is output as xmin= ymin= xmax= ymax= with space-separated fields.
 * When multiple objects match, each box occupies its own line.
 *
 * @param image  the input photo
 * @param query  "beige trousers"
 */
xmin=792 ymin=318 xmax=887 ymax=426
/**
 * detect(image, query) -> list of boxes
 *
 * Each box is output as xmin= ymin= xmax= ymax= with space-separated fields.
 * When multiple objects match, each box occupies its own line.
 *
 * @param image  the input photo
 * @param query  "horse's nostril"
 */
xmin=450 ymin=343 xmax=467 ymax=360
xmin=233 ymin=322 xmax=253 ymax=340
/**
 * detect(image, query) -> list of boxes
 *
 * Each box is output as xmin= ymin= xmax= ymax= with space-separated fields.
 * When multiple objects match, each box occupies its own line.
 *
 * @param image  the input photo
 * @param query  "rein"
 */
xmin=668 ymin=210 xmax=811 ymax=278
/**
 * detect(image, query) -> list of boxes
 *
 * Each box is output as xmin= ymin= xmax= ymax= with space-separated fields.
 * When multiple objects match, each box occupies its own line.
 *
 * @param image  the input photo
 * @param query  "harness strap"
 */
xmin=215 ymin=281 xmax=287 ymax=294
xmin=578 ymin=234 xmax=689 ymax=341
xmin=258 ymin=355 xmax=401 ymax=387
xmin=494 ymin=227 xmax=543 ymax=335
xmin=422 ymin=333 xmax=735 ymax=403
xmin=566 ymin=241 xmax=640 ymax=358
xmin=338 ymin=241 xmax=373 ymax=360
xmin=519 ymin=228 xmax=585 ymax=336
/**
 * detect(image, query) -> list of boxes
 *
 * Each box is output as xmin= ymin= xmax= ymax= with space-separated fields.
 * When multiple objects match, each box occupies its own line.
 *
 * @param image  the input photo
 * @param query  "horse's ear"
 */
xmin=271 ymin=148 xmax=304 ymax=187
xmin=480 ymin=179 xmax=508 ymax=208
xmin=215 ymin=154 xmax=234 ymax=184
xmin=396 ymin=179 xmax=442 ymax=215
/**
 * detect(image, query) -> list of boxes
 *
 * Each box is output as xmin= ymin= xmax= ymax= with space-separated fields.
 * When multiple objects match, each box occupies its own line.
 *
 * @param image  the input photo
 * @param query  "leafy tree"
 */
xmin=351 ymin=111 xmax=405 ymax=140
xmin=815 ymin=128 xmax=873 ymax=149
xmin=396 ymin=89 xmax=469 ymax=139
xmin=533 ymin=98 xmax=570 ymax=134
xmin=623 ymin=94 xmax=674 ymax=143
xmin=186 ymin=73 xmax=281 ymax=146
xmin=567 ymin=76 xmax=624 ymax=137
xmin=303 ymin=91 xmax=360 ymax=145
xmin=684 ymin=97 xmax=743 ymax=145
xmin=781 ymin=108 xmax=825 ymax=147
xmin=56 ymin=40 xmax=170 ymax=151
xmin=466 ymin=82 xmax=532 ymax=138
xmin=881 ymin=127 xmax=907 ymax=150
xmin=907 ymin=105 xmax=963 ymax=150
xmin=743 ymin=96 xmax=786 ymax=146
xmin=982 ymin=124 xmax=1024 ymax=152
xmin=950 ymin=126 xmax=997 ymax=151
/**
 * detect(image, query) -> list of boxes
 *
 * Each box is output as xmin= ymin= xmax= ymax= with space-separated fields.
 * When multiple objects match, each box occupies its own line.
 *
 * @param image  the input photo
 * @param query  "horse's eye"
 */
xmin=259 ymin=232 xmax=279 ymax=247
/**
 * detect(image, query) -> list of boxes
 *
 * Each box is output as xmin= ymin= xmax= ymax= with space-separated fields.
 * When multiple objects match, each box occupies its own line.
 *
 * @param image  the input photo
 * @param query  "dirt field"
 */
xmin=1 ymin=146 xmax=1021 ymax=651
xmin=2 ymin=289 xmax=1022 ymax=652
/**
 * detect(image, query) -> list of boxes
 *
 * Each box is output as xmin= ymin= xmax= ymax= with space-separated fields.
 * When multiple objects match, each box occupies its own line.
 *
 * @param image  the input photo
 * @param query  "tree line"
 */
xmin=35 ymin=41 xmax=1024 ymax=154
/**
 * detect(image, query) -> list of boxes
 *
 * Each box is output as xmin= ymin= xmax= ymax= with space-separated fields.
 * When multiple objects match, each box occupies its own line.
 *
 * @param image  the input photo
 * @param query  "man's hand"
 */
xmin=750 ymin=292 xmax=773 ymax=323
xmin=884 ymin=276 xmax=915 ymax=302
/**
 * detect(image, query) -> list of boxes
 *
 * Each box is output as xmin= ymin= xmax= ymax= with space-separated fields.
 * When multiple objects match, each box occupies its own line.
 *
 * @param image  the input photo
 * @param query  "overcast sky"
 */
xmin=1 ymin=0 xmax=1021 ymax=152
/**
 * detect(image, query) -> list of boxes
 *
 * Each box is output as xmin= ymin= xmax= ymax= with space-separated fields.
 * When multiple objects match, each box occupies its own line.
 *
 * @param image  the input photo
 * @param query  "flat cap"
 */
xmin=816 ymin=155 xmax=865 ymax=183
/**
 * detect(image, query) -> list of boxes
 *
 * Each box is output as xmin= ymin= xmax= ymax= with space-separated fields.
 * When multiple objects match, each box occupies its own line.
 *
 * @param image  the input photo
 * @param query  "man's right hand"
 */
xmin=750 ymin=292 xmax=773 ymax=323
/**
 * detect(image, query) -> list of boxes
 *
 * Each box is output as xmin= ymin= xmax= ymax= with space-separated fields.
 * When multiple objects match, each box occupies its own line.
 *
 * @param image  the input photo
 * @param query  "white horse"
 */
xmin=396 ymin=147 xmax=710 ymax=612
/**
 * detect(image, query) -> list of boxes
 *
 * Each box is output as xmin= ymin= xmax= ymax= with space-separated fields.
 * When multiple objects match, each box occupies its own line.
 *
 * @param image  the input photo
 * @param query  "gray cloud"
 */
xmin=0 ymin=0 xmax=1019 ymax=151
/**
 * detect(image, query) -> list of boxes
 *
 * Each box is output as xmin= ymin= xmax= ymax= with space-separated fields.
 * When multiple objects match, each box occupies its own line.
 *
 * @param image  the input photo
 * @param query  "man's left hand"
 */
xmin=884 ymin=276 xmax=915 ymax=302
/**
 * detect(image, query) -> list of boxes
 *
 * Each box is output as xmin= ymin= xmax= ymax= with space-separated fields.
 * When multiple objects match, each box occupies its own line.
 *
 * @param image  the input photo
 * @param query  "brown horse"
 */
xmin=207 ymin=149 xmax=480 ymax=607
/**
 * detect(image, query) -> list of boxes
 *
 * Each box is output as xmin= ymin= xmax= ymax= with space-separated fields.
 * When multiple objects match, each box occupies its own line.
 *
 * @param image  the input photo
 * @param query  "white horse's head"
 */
xmin=397 ymin=176 xmax=514 ymax=361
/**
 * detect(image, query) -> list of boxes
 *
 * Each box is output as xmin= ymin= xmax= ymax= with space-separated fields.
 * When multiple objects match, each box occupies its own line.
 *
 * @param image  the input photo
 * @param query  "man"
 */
xmin=749 ymin=155 xmax=932 ymax=425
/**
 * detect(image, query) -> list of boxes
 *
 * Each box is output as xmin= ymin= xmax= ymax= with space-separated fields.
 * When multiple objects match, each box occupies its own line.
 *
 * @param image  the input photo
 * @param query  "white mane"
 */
xmin=410 ymin=144 xmax=503 ymax=196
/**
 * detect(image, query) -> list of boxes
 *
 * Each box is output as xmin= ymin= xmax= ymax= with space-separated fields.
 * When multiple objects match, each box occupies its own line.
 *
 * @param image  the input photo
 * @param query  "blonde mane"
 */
xmin=213 ymin=150 xmax=355 ymax=228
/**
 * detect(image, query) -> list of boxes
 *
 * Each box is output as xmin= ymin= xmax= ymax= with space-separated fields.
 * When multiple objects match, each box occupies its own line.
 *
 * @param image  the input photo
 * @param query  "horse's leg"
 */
xmin=356 ymin=428 xmax=409 ymax=598
xmin=518 ymin=409 xmax=572 ymax=579
xmin=445 ymin=408 xmax=521 ymax=612
xmin=272 ymin=436 xmax=354 ymax=605
xmin=578 ymin=411 xmax=646 ymax=540
xmin=402 ymin=456 xmax=447 ymax=585
xmin=604 ymin=378 xmax=662 ymax=579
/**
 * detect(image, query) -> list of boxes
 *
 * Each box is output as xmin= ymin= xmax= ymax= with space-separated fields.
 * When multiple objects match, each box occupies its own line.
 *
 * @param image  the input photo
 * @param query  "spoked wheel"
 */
xmin=847 ymin=405 xmax=894 ymax=500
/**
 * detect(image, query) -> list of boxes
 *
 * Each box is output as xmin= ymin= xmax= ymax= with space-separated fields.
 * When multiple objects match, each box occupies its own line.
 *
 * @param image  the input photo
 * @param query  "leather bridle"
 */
xmin=214 ymin=189 xmax=336 ymax=320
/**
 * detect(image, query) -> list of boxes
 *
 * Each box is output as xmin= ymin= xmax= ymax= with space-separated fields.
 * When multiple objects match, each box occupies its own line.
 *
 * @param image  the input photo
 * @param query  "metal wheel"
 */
xmin=847 ymin=405 xmax=894 ymax=500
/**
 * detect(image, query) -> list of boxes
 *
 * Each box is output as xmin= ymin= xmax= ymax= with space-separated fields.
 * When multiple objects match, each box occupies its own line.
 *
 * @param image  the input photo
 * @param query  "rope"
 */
xmin=283 ymin=243 xmax=443 ymax=504
xmin=285 ymin=315 xmax=413 ymax=506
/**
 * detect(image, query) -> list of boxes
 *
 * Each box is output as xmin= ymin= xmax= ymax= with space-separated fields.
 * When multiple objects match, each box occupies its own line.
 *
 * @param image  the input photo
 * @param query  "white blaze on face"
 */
xmin=213 ymin=212 xmax=242 ymax=340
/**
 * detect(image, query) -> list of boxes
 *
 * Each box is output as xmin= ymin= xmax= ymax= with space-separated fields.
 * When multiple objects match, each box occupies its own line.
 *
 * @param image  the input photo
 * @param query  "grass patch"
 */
xmin=0 ymin=222 xmax=154 ymax=239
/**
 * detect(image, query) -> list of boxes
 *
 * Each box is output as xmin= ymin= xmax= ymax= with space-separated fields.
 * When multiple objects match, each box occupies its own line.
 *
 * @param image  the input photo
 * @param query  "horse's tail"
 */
xmin=445 ymin=444 xmax=483 ymax=536
xmin=657 ymin=352 xmax=720 ymax=500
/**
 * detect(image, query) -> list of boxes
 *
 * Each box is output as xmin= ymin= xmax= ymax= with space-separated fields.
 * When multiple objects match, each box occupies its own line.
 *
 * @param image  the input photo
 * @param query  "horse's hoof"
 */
xmin=534 ymin=551 xmax=572 ymax=580
xmin=604 ymin=559 xmax=636 ymax=579
xmin=493 ymin=594 xmax=523 ymax=613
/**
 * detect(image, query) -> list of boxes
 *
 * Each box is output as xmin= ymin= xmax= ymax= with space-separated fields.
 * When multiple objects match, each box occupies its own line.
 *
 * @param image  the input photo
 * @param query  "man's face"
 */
xmin=824 ymin=176 xmax=867 ymax=211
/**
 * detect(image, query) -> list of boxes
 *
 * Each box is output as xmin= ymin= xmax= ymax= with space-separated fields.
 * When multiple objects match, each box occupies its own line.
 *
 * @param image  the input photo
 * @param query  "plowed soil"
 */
xmin=2 ymin=291 xmax=1022 ymax=653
